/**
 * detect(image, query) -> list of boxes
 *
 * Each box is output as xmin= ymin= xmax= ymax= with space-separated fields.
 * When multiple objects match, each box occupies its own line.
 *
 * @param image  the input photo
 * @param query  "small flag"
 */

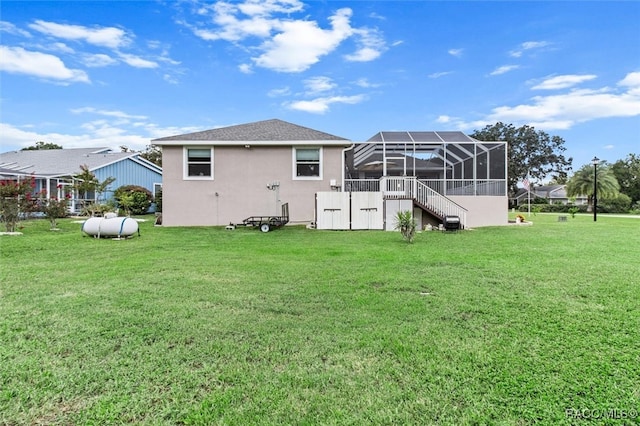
xmin=523 ymin=177 xmax=530 ymax=190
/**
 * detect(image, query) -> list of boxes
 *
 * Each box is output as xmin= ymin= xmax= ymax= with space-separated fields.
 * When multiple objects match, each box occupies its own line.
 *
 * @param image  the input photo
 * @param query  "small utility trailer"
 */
xmin=242 ymin=203 xmax=289 ymax=232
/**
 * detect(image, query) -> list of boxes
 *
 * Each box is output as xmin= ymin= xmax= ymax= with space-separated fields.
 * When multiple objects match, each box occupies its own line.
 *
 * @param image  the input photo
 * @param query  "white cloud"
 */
xmin=70 ymin=107 xmax=148 ymax=120
xmin=29 ymin=20 xmax=131 ymax=49
xmin=0 ymin=21 xmax=31 ymax=37
xmin=428 ymin=71 xmax=453 ymax=79
xmin=604 ymin=144 xmax=614 ymax=150
xmin=190 ymin=28 xmax=219 ymax=41
xmin=163 ymin=74 xmax=179 ymax=85
xmin=238 ymin=63 xmax=253 ymax=74
xmin=303 ymin=76 xmax=336 ymax=94
xmin=188 ymin=0 xmax=299 ymax=42
xmin=0 ymin=121 xmax=150 ymax=152
xmin=253 ymin=8 xmax=354 ymax=72
xmin=619 ymin=71 xmax=640 ymax=94
xmin=489 ymin=65 xmax=520 ymax=76
xmin=203 ymin=16 xmax=274 ymax=41
xmin=12 ymin=19 xmax=177 ymax=74
xmin=344 ymin=28 xmax=386 ymax=62
xmin=237 ymin=0 xmax=305 ymax=17
xmin=0 ymin=117 xmax=203 ymax=153
xmin=509 ymin=40 xmax=551 ymax=58
xmin=82 ymin=53 xmax=118 ymax=68
xmin=470 ymin=72 xmax=640 ymax=130
xmin=185 ymin=2 xmax=386 ymax=73
xmin=117 ymin=53 xmax=158 ymax=69
xmin=148 ymin=42 xmax=181 ymax=66
xmin=522 ymin=41 xmax=550 ymax=50
xmin=0 ymin=45 xmax=89 ymax=83
xmin=0 ymin=123 xmax=94 ymax=151
xmin=267 ymin=86 xmax=291 ymax=97
xmin=282 ymin=75 xmax=371 ymax=113
xmin=436 ymin=115 xmax=453 ymax=124
xmin=353 ymin=78 xmax=380 ymax=88
xmin=344 ymin=47 xmax=380 ymax=62
xmin=532 ymin=74 xmax=597 ymax=90
xmin=49 ymin=42 xmax=75 ymax=54
xmin=287 ymin=94 xmax=365 ymax=114
xmin=448 ymin=48 xmax=463 ymax=57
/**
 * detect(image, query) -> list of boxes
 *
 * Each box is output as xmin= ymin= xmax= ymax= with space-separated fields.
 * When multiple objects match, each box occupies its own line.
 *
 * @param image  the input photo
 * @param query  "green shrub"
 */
xmin=39 ymin=196 xmax=69 ymax=229
xmin=113 ymin=185 xmax=153 ymax=215
xmin=599 ymin=193 xmax=632 ymax=213
xmin=394 ymin=210 xmax=416 ymax=243
xmin=0 ymin=176 xmax=38 ymax=232
xmin=518 ymin=204 xmax=588 ymax=214
xmin=80 ymin=201 xmax=116 ymax=217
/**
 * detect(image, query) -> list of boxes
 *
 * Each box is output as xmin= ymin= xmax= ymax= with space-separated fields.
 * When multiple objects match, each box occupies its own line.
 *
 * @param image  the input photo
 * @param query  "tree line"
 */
xmin=471 ymin=123 xmax=639 ymax=211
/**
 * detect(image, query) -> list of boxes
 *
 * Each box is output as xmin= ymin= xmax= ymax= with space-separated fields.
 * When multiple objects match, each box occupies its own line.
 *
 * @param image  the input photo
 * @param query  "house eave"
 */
xmin=153 ymin=140 xmax=354 ymax=147
xmin=88 ymin=154 xmax=162 ymax=175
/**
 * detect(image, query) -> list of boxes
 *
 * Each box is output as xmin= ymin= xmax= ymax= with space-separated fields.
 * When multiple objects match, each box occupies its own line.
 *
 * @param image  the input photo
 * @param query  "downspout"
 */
xmin=342 ymin=143 xmax=355 ymax=191
xmin=342 ymin=143 xmax=355 ymax=230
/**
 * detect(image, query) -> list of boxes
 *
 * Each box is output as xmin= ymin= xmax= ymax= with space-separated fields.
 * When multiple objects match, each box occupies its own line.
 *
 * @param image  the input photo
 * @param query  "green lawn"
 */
xmin=1 ymin=214 xmax=639 ymax=425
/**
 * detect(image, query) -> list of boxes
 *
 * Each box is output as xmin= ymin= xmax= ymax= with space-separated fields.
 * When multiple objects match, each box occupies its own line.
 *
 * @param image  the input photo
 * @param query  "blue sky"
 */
xmin=1 ymin=0 xmax=639 ymax=173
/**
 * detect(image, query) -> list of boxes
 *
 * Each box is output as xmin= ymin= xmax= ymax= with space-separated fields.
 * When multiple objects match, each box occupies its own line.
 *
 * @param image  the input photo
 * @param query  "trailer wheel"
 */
xmin=260 ymin=223 xmax=270 ymax=233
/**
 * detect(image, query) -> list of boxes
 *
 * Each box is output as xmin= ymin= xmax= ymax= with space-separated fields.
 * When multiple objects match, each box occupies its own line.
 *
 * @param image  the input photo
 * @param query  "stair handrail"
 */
xmin=378 ymin=176 xmax=468 ymax=228
xmin=414 ymin=179 xmax=467 ymax=229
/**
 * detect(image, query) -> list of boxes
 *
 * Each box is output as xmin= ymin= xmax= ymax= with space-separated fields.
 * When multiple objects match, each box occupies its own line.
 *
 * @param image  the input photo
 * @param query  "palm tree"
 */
xmin=566 ymin=163 xmax=620 ymax=212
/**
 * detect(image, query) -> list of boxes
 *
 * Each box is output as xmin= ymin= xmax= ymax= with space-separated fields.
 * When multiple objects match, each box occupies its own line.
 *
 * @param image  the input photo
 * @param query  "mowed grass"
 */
xmin=1 ymin=214 xmax=639 ymax=425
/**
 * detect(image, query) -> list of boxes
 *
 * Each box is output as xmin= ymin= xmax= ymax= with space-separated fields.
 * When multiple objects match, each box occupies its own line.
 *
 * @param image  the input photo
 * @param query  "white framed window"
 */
xmin=293 ymin=147 xmax=322 ymax=180
xmin=184 ymin=147 xmax=213 ymax=180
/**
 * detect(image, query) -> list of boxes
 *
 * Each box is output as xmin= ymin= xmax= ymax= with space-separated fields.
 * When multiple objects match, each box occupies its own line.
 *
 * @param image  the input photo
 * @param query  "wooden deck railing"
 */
xmin=345 ymin=177 xmax=468 ymax=229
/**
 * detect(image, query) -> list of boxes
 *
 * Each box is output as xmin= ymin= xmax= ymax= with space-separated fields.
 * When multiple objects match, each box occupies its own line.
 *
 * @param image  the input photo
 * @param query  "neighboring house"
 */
xmin=0 ymin=148 xmax=162 ymax=212
xmin=154 ymin=120 xmax=508 ymax=229
xmin=152 ymin=119 xmax=351 ymax=226
xmin=511 ymin=185 xmax=588 ymax=206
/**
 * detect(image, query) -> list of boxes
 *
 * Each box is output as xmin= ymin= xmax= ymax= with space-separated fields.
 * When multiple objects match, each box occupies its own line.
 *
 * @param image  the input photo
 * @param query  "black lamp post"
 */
xmin=592 ymin=156 xmax=599 ymax=222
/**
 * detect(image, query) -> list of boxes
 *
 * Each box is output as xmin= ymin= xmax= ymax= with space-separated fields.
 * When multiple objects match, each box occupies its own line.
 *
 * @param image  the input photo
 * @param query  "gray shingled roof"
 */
xmin=152 ymin=119 xmax=349 ymax=143
xmin=0 ymin=148 xmax=144 ymax=177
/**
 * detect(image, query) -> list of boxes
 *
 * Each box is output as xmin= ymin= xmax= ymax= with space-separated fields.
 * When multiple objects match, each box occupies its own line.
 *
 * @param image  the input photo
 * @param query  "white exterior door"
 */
xmin=351 ymin=192 xmax=383 ymax=230
xmin=316 ymin=192 xmax=350 ymax=230
xmin=385 ymin=199 xmax=414 ymax=231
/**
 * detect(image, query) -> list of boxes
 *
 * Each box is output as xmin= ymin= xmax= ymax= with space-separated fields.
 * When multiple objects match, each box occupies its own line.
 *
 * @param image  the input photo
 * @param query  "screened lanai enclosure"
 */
xmin=346 ymin=131 xmax=507 ymax=196
xmin=320 ymin=131 xmax=508 ymax=230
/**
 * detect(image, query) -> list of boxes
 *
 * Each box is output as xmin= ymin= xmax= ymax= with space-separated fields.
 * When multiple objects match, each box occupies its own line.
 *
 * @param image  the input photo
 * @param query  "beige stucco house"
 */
xmin=152 ymin=119 xmax=351 ymax=226
xmin=154 ymin=119 xmax=508 ymax=229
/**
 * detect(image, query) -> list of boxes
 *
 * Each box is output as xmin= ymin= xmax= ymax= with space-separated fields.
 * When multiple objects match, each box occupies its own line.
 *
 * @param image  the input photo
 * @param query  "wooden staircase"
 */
xmin=381 ymin=177 xmax=467 ymax=229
